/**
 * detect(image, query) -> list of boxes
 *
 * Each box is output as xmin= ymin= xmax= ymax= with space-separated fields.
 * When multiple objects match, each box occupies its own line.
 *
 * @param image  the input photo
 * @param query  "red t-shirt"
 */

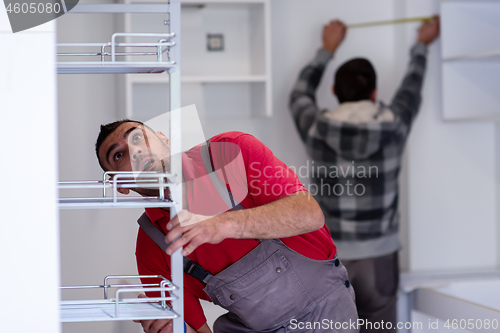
xmin=136 ymin=132 xmax=336 ymax=330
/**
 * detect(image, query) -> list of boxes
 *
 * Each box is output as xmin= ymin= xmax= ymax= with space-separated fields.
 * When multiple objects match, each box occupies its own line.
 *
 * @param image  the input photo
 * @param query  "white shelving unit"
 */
xmin=60 ymin=275 xmax=179 ymax=322
xmin=124 ymin=0 xmax=272 ymax=120
xmin=57 ymin=3 xmax=184 ymax=333
xmin=58 ymin=171 xmax=177 ymax=209
xmin=441 ymin=0 xmax=500 ymax=121
xmin=399 ymin=270 xmax=500 ymax=332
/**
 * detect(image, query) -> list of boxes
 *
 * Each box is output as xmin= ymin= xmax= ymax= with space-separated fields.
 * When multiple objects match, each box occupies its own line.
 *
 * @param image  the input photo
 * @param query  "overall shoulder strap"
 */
xmin=137 ymin=138 xmax=246 ymax=284
xmin=200 ymin=139 xmax=244 ymax=211
xmin=137 ymin=212 xmax=213 ymax=284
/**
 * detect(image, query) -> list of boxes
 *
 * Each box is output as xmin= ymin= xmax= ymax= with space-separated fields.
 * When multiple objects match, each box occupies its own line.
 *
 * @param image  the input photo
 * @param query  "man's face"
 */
xmin=98 ymin=122 xmax=170 ymax=173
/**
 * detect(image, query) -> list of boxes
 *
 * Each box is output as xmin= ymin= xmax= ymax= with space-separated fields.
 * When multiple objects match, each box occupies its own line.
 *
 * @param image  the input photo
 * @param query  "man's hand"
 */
xmin=322 ymin=20 xmax=347 ymax=53
xmin=165 ymin=210 xmax=232 ymax=256
xmin=134 ymin=317 xmax=174 ymax=333
xmin=134 ymin=294 xmax=199 ymax=333
xmin=417 ymin=15 xmax=440 ymax=45
xmin=133 ymin=295 xmax=175 ymax=333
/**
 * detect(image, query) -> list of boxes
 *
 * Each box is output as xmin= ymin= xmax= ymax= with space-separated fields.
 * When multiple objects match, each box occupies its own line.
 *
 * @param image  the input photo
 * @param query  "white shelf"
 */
xmin=182 ymin=0 xmax=267 ymax=4
xmin=125 ymin=0 xmax=272 ymax=118
xmin=442 ymin=55 xmax=500 ymax=121
xmin=414 ymin=278 xmax=500 ymax=328
xmin=443 ymin=50 xmax=500 ymax=63
xmin=414 ymin=287 xmax=500 ymax=327
xmin=400 ymin=269 xmax=500 ymax=293
xmin=441 ymin=1 xmax=500 ymax=60
xmin=61 ymin=302 xmax=178 ymax=322
xmin=58 ymin=62 xmax=175 ymax=74
xmin=128 ymin=0 xmax=266 ymax=3
xmin=61 ymin=275 xmax=180 ymax=323
xmin=59 ymin=197 xmax=176 ymax=209
xmin=128 ymin=0 xmax=267 ymax=5
xmin=183 ymin=75 xmax=267 ymax=83
xmin=402 ymin=271 xmax=500 ymax=332
xmin=57 ymin=31 xmax=176 ymax=74
xmin=179 ymin=2 xmax=267 ymax=77
xmin=58 ymin=172 xmax=177 ymax=209
xmin=128 ymin=74 xmax=267 ymax=83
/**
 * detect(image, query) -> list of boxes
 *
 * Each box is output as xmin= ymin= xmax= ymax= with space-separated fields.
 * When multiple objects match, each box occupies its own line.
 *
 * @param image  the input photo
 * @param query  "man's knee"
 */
xmin=213 ymin=313 xmax=256 ymax=333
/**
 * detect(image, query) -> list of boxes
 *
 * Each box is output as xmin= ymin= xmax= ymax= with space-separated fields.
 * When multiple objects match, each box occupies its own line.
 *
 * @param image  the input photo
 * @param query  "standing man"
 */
xmin=95 ymin=121 xmax=359 ymax=333
xmin=289 ymin=18 xmax=440 ymax=332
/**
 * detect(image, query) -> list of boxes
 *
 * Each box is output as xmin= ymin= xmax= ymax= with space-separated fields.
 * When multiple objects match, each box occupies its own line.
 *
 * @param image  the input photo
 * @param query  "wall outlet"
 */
xmin=207 ymin=34 xmax=224 ymax=52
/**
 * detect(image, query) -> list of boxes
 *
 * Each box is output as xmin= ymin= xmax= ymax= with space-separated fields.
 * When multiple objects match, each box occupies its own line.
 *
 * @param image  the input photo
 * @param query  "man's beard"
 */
xmin=132 ymin=157 xmax=171 ymax=198
xmin=134 ymin=153 xmax=170 ymax=173
xmin=134 ymin=187 xmax=169 ymax=197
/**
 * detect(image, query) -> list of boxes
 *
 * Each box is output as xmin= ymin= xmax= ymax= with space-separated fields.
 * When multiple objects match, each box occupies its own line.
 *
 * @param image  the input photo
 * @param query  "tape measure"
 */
xmin=348 ymin=16 xmax=435 ymax=29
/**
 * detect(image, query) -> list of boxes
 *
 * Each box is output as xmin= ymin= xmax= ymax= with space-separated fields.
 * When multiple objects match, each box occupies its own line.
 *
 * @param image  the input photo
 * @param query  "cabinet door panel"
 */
xmin=443 ymin=61 xmax=500 ymax=120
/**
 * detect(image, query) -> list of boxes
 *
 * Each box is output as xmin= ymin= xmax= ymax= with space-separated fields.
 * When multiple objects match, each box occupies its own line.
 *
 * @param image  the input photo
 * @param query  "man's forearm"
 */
xmin=222 ymin=191 xmax=325 ymax=239
xmin=289 ymin=49 xmax=333 ymax=141
xmin=165 ymin=192 xmax=325 ymax=256
xmin=390 ymin=43 xmax=428 ymax=125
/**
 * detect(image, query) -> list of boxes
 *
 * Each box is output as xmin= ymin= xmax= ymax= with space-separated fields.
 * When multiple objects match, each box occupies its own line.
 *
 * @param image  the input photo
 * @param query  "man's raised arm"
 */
xmin=289 ymin=20 xmax=347 ymax=141
xmin=390 ymin=16 xmax=440 ymax=126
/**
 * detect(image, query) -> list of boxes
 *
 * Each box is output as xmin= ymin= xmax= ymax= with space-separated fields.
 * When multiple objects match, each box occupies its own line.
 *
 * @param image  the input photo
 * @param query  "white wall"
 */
xmin=398 ymin=1 xmax=497 ymax=330
xmin=400 ymin=0 xmax=497 ymax=272
xmin=0 ymin=7 xmax=60 ymax=333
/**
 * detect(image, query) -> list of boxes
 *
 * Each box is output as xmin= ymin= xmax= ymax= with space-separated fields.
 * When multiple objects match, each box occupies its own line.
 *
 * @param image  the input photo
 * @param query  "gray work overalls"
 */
xmin=138 ymin=141 xmax=359 ymax=333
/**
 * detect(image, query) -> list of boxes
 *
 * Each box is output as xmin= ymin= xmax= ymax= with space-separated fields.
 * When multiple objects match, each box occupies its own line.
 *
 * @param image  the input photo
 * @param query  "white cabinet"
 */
xmin=441 ymin=0 xmax=500 ymax=121
xmin=0 ymin=22 xmax=60 ymax=333
xmin=56 ymin=3 xmax=185 ymax=332
xmin=125 ymin=0 xmax=272 ymax=120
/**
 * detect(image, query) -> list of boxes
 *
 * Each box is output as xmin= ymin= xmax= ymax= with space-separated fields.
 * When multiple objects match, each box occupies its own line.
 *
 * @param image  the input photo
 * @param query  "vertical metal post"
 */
xmin=168 ymin=1 xmax=183 ymax=332
xmin=113 ymin=176 xmax=118 ymax=203
xmin=159 ymin=175 xmax=165 ymax=200
xmin=157 ymin=45 xmax=163 ymax=62
xmin=104 ymin=276 xmax=109 ymax=299
xmin=101 ymin=45 xmax=106 ymax=62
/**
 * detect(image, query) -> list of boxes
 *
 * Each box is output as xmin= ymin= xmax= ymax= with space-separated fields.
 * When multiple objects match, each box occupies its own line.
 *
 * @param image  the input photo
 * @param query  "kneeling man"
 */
xmin=95 ymin=120 xmax=359 ymax=333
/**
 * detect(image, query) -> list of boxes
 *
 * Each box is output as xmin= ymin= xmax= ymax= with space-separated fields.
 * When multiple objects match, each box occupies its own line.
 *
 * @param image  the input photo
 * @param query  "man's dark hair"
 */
xmin=334 ymin=58 xmax=377 ymax=103
xmin=95 ymin=119 xmax=145 ymax=170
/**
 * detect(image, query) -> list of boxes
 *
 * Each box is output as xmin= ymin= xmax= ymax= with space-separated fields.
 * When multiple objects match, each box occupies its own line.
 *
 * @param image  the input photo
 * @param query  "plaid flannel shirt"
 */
xmin=289 ymin=44 xmax=428 ymax=260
